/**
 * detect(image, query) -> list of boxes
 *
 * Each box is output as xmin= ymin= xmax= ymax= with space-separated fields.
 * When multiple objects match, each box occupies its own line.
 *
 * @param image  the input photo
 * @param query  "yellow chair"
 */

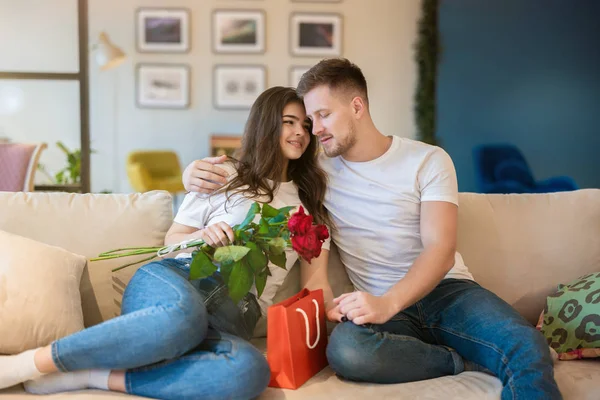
xmin=126 ymin=151 xmax=185 ymax=195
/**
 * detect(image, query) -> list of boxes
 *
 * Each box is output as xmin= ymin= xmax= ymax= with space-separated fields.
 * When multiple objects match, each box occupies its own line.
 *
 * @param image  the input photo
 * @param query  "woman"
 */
xmin=0 ymin=87 xmax=338 ymax=400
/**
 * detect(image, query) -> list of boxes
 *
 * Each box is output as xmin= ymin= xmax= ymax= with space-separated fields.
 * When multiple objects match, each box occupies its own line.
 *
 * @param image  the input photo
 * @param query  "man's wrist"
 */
xmin=383 ymin=291 xmax=405 ymax=316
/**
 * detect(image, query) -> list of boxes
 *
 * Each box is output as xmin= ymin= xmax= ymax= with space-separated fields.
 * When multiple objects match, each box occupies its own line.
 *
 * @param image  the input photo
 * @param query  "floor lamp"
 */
xmin=90 ymin=32 xmax=125 ymax=193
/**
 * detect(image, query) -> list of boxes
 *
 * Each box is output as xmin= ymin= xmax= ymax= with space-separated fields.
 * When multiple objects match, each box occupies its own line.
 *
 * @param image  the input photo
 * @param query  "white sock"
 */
xmin=24 ymin=369 xmax=111 ymax=394
xmin=0 ymin=349 xmax=45 ymax=389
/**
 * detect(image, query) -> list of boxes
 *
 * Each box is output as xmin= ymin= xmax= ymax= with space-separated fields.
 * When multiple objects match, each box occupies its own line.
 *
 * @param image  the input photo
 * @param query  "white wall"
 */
xmin=1 ymin=0 xmax=420 ymax=192
xmin=89 ymin=0 xmax=420 ymax=193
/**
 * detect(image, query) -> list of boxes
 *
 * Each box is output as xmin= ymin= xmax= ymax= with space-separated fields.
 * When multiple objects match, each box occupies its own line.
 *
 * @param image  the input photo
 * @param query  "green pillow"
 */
xmin=540 ymin=273 xmax=600 ymax=354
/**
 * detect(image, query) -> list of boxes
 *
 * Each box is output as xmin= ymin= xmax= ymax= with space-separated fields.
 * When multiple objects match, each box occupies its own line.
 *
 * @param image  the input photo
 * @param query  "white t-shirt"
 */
xmin=173 ymin=163 xmax=330 ymax=315
xmin=319 ymin=136 xmax=473 ymax=296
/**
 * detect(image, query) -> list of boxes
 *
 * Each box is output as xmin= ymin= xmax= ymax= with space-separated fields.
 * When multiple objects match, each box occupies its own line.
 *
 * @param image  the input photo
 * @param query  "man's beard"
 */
xmin=323 ymin=122 xmax=357 ymax=158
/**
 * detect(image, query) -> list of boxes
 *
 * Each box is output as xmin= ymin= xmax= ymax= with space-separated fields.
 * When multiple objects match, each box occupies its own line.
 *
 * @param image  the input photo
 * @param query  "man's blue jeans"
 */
xmin=50 ymin=259 xmax=269 ymax=400
xmin=326 ymin=279 xmax=562 ymax=400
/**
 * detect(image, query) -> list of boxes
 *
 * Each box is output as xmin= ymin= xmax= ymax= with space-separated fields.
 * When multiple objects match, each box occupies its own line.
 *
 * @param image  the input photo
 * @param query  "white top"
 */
xmin=319 ymin=136 xmax=473 ymax=296
xmin=174 ymin=163 xmax=330 ymax=315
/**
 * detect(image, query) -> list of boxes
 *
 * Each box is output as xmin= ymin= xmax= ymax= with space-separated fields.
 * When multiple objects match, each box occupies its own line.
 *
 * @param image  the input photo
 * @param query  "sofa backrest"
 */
xmin=456 ymin=189 xmax=600 ymax=324
xmin=0 ymin=191 xmax=173 ymax=327
xmin=1 ymin=189 xmax=598 ymax=329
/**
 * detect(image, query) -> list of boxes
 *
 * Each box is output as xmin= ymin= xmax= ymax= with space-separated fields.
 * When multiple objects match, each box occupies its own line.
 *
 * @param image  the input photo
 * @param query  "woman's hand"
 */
xmin=196 ymin=222 xmax=235 ymax=247
xmin=326 ymin=304 xmax=345 ymax=322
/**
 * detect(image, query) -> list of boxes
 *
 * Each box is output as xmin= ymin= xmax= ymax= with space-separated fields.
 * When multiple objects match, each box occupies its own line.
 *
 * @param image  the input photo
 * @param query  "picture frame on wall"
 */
xmin=290 ymin=13 xmax=342 ymax=57
xmin=210 ymin=135 xmax=243 ymax=158
xmin=136 ymin=64 xmax=190 ymax=109
xmin=212 ymin=10 xmax=266 ymax=54
xmin=213 ymin=65 xmax=266 ymax=109
xmin=136 ymin=8 xmax=190 ymax=53
xmin=290 ymin=66 xmax=311 ymax=88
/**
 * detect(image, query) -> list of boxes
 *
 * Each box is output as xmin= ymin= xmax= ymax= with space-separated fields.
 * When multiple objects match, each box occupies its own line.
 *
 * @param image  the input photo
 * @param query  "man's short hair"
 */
xmin=297 ymin=58 xmax=369 ymax=105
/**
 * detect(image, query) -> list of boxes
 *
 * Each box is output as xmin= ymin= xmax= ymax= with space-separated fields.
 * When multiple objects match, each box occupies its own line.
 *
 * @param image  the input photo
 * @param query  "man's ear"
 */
xmin=351 ymin=96 xmax=366 ymax=119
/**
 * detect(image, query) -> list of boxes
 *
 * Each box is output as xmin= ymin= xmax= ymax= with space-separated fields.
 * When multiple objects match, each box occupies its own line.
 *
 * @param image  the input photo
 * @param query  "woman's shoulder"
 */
xmin=220 ymin=160 xmax=239 ymax=181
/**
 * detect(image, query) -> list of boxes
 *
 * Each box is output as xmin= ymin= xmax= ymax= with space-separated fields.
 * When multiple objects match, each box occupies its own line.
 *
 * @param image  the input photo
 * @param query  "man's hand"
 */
xmin=183 ymin=155 xmax=230 ymax=194
xmin=335 ymin=291 xmax=397 ymax=325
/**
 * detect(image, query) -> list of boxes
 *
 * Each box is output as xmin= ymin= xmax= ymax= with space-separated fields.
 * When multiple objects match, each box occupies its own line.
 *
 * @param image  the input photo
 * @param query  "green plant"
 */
xmin=54 ymin=141 xmax=81 ymax=184
xmin=414 ymin=0 xmax=440 ymax=146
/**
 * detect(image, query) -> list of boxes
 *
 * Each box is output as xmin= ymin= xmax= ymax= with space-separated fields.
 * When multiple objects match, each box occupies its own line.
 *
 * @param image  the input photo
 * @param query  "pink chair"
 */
xmin=0 ymin=143 xmax=47 ymax=192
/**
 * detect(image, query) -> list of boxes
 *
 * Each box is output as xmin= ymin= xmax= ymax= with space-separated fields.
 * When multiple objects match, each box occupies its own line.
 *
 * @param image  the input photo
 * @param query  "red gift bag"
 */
xmin=267 ymin=288 xmax=328 ymax=389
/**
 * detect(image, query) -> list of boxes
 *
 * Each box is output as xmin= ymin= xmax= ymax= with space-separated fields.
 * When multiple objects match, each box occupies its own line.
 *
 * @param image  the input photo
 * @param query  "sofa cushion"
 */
xmin=0 ymin=230 xmax=86 ymax=354
xmin=3 ymin=357 xmax=600 ymax=399
xmin=456 ymin=189 xmax=600 ymax=325
xmin=0 ymin=191 xmax=173 ymax=327
xmin=540 ymin=273 xmax=600 ymax=357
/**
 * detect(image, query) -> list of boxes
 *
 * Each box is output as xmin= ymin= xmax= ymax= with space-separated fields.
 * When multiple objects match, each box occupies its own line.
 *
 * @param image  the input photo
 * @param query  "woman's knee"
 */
xmin=197 ymin=339 xmax=270 ymax=399
xmin=232 ymin=340 xmax=271 ymax=398
xmin=125 ymin=261 xmax=209 ymax=357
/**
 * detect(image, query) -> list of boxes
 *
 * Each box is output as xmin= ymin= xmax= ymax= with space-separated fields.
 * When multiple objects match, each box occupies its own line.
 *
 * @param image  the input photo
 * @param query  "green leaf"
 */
xmin=268 ymin=214 xmax=286 ymax=224
xmin=269 ymin=250 xmax=287 ymax=269
xmin=189 ymin=251 xmax=217 ymax=280
xmin=261 ymin=204 xmax=279 ymax=218
xmin=245 ymin=242 xmax=268 ymax=273
xmin=269 ymin=237 xmax=286 ymax=255
xmin=220 ymin=261 xmax=234 ymax=284
xmin=239 ymin=230 xmax=252 ymax=242
xmin=277 ymin=206 xmax=295 ymax=216
xmin=258 ymin=218 xmax=270 ymax=235
xmin=214 ymin=246 xmax=251 ymax=264
xmin=228 ymin=260 xmax=254 ymax=303
xmin=239 ymin=202 xmax=260 ymax=230
xmin=255 ymin=268 xmax=268 ymax=298
xmin=268 ymin=226 xmax=281 ymax=237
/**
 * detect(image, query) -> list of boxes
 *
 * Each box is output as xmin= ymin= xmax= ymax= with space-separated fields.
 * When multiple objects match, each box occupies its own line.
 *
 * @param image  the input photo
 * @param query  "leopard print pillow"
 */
xmin=539 ymin=273 xmax=600 ymax=360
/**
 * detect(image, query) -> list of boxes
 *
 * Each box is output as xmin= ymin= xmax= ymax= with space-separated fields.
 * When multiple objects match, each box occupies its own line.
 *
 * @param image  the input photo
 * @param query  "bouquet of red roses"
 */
xmin=92 ymin=203 xmax=328 ymax=303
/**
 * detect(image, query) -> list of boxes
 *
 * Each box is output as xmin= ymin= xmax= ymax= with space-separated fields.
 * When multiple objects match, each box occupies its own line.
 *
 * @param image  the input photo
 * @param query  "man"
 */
xmin=182 ymin=58 xmax=561 ymax=399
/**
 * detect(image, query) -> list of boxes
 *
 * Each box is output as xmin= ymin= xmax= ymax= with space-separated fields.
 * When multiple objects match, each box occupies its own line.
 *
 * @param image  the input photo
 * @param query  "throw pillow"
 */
xmin=538 ymin=272 xmax=600 ymax=360
xmin=0 ymin=230 xmax=86 ymax=354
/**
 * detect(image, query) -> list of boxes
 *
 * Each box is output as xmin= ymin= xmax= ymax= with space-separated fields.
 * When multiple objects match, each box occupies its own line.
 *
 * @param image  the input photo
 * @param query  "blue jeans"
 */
xmin=326 ymin=279 xmax=562 ymax=400
xmin=50 ymin=259 xmax=269 ymax=400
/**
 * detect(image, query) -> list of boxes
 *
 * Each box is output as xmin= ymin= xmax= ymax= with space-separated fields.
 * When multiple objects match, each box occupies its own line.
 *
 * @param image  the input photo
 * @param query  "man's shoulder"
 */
xmin=398 ymin=136 xmax=442 ymax=155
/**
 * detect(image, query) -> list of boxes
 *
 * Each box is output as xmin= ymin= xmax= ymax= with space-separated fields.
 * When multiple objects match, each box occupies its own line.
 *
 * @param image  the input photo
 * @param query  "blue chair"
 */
xmin=473 ymin=144 xmax=578 ymax=194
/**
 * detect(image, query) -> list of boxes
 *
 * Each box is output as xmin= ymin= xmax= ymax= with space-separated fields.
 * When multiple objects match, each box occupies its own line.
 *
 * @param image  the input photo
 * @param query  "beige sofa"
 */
xmin=1 ymin=189 xmax=599 ymax=400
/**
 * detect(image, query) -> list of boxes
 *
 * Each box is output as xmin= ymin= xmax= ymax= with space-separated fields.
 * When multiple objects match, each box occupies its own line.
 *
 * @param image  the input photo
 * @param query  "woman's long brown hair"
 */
xmin=218 ymin=86 xmax=332 ymax=227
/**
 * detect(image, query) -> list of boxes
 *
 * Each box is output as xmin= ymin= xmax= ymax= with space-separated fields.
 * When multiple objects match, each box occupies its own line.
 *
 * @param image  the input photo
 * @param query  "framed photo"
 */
xmin=210 ymin=135 xmax=243 ymax=157
xmin=290 ymin=66 xmax=311 ymax=88
xmin=290 ymin=13 xmax=343 ymax=57
xmin=213 ymin=65 xmax=266 ymax=110
xmin=136 ymin=8 xmax=190 ymax=53
xmin=212 ymin=10 xmax=265 ymax=54
xmin=136 ymin=64 xmax=190 ymax=109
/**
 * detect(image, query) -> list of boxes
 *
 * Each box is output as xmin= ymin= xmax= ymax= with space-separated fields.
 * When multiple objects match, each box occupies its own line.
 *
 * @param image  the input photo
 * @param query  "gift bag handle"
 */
xmin=295 ymin=299 xmax=320 ymax=349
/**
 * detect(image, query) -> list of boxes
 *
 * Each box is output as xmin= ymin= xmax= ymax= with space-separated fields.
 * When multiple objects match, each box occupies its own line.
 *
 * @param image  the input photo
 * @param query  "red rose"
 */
xmin=288 ymin=206 xmax=313 ymax=235
xmin=313 ymin=224 xmax=329 ymax=241
xmin=291 ymin=229 xmax=322 ymax=263
xmin=288 ymin=206 xmax=330 ymax=263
